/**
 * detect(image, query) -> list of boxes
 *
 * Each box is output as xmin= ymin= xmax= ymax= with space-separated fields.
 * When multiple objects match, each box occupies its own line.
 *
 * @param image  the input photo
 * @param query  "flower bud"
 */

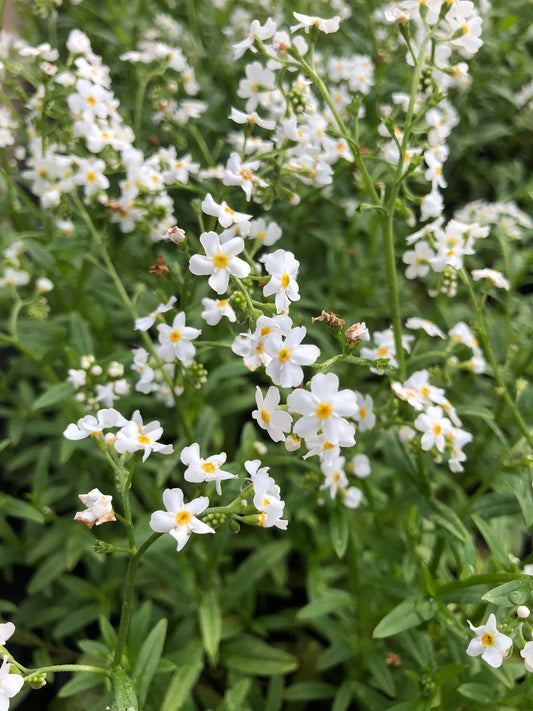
xmin=517 ymin=605 xmax=530 ymax=619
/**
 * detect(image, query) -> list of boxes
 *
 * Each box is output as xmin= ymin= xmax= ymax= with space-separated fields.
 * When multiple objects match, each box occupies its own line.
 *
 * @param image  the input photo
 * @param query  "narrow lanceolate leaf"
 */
xmin=132 ymin=617 xmax=167 ymax=708
xmin=111 ymin=667 xmax=138 ymax=711
xmin=160 ymin=658 xmax=203 ymax=711
xmin=222 ymin=635 xmax=298 ymax=676
xmin=373 ymin=597 xmax=434 ymax=638
xmin=32 ymin=382 xmax=74 ymax=410
xmin=198 ymin=589 xmax=222 ymax=663
xmin=482 ymin=576 xmax=533 ymax=607
xmin=330 ymin=509 xmax=349 ymax=558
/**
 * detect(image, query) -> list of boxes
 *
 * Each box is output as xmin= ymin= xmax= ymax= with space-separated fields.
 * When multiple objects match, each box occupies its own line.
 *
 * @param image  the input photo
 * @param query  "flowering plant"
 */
xmin=1 ymin=0 xmax=533 ymax=708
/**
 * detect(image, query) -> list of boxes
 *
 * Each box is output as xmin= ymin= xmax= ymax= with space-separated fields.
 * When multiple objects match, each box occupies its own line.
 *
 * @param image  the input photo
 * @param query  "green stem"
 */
xmin=23 ymin=664 xmax=109 ymax=680
xmin=460 ymin=269 xmax=533 ymax=451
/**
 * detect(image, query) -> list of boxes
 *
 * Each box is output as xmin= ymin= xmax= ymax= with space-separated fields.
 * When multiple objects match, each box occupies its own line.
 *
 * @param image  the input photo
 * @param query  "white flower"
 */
xmin=521 ymin=641 xmax=533 ymax=672
xmin=0 ymin=623 xmax=15 ymax=647
xmin=291 ymin=12 xmax=341 ymax=34
xmin=252 ymin=386 xmax=293 ymax=442
xmin=114 ymin=410 xmax=173 ymax=462
xmin=260 ymin=249 xmax=300 ymax=314
xmin=251 ymin=466 xmax=288 ymax=529
xmin=233 ymin=17 xmax=277 ymax=59
xmin=63 ymin=408 xmax=128 ymax=440
xmin=350 ymin=453 xmax=371 ymax=478
xmin=466 ymin=614 xmax=512 ymax=668
xmin=200 ymin=297 xmax=236 ymax=326
xmin=471 ymin=268 xmax=510 ymax=290
xmin=157 ymin=312 xmax=201 ymax=365
xmin=150 ymin=488 xmax=215 ymax=551
xmin=354 ymin=392 xmax=376 ymax=431
xmin=406 ymin=317 xmax=446 ymax=339
xmin=229 ymin=108 xmax=276 ymax=131
xmin=222 ymin=152 xmax=268 ymax=201
xmin=287 ymin=372 xmax=357 ymax=444
xmin=0 ymin=655 xmax=24 ymax=707
xmin=201 ymin=193 xmax=253 ymax=230
xmin=402 ymin=241 xmax=435 ymax=280
xmin=320 ymin=456 xmax=348 ymax=499
xmin=189 ymin=231 xmax=250 ymax=294
xmin=180 ymin=443 xmax=237 ymax=495
xmin=265 ymin=326 xmax=320 ymax=388
xmin=346 ymin=322 xmax=370 ymax=342
xmin=414 ymin=406 xmax=453 ymax=453
xmin=74 ymin=488 xmax=116 ymax=528
xmin=135 ymin=295 xmax=177 ymax=331
xmin=343 ymin=486 xmax=363 ymax=509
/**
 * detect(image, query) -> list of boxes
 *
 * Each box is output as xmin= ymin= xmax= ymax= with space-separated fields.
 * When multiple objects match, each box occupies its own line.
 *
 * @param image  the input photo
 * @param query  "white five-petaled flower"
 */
xmin=264 ymin=326 xmax=320 ymax=388
xmin=521 ymin=641 xmax=533 ymax=672
xmin=414 ymin=405 xmax=453 ymax=453
xmin=471 ymin=268 xmax=510 ymax=290
xmin=260 ymin=249 xmax=300 ymax=314
xmin=466 ymin=614 xmax=512 ymax=668
xmin=248 ymin=462 xmax=288 ymax=530
xmin=201 ymin=193 xmax=252 ymax=230
xmin=200 ymin=297 xmax=236 ymax=326
xmin=0 ymin=655 xmax=24 ymax=708
xmin=180 ymin=443 xmax=237 ymax=496
xmin=63 ymin=408 xmax=128 ymax=440
xmin=287 ymin=372 xmax=357 ymax=444
xmin=114 ymin=410 xmax=173 ymax=462
xmin=157 ymin=312 xmax=201 ymax=365
xmin=406 ymin=317 xmax=446 ymax=339
xmin=189 ymin=231 xmax=250 ymax=294
xmin=135 ymin=295 xmax=177 ymax=331
xmin=149 ymin=488 xmax=215 ymax=551
xmin=291 ymin=12 xmax=341 ymax=34
xmin=252 ymin=386 xmax=293 ymax=443
xmin=74 ymin=488 xmax=116 ymax=529
xmin=0 ymin=623 xmax=15 ymax=647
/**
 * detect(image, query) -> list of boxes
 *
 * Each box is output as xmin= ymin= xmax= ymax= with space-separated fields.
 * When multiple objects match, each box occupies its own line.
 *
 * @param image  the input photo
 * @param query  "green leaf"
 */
xmin=112 ymin=667 xmax=138 ymax=711
xmin=264 ymin=676 xmax=284 ymax=711
xmin=330 ymin=509 xmax=349 ymax=558
xmin=0 ymin=494 xmax=45 ymax=524
xmin=284 ymin=682 xmax=336 ymax=701
xmin=57 ymin=671 xmax=105 ymax=698
xmin=53 ymin=604 xmax=99 ymax=639
xmin=428 ymin=499 xmax=468 ymax=542
xmin=32 ymin=382 xmax=74 ymax=411
xmin=434 ymin=663 xmax=467 ymax=686
xmin=373 ymin=597 xmax=433 ymax=638
xmin=332 ymin=681 xmax=353 ymax=711
xmin=132 ymin=617 xmax=167 ymax=707
xmin=471 ymin=514 xmax=513 ymax=569
xmin=198 ymin=589 xmax=222 ymax=663
xmin=222 ymin=635 xmax=298 ymax=676
xmin=69 ymin=312 xmax=95 ymax=355
xmin=506 ymin=477 xmax=533 ymax=528
xmin=297 ymin=589 xmax=353 ymax=621
xmin=458 ymin=682 xmax=494 ymax=704
xmin=224 ymin=678 xmax=252 ymax=711
xmin=482 ymin=576 xmax=533 ymax=606
xmin=160 ymin=658 xmax=203 ymax=711
xmin=228 ymin=541 xmax=291 ymax=597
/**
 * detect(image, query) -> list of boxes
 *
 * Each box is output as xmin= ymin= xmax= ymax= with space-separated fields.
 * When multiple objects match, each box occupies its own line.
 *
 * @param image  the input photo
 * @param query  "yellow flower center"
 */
xmin=86 ymin=171 xmax=96 ymax=182
xmin=86 ymin=95 xmax=96 ymax=106
xmin=377 ymin=346 xmax=388 ymax=357
xmin=317 ymin=403 xmax=332 ymax=419
xmin=214 ymin=253 xmax=228 ymax=268
xmin=257 ymin=231 xmax=266 ymax=240
xmin=217 ymin=300 xmax=228 ymax=307
xmin=138 ymin=434 xmax=150 ymax=444
xmin=202 ymin=462 xmax=216 ymax=473
xmin=281 ymin=273 xmax=290 ymax=288
xmin=481 ymin=633 xmax=494 ymax=647
xmin=333 ymin=472 xmax=340 ymax=482
xmin=89 ymin=430 xmax=102 ymax=438
xmin=420 ymin=386 xmax=429 ymax=397
xmin=260 ymin=327 xmax=270 ymax=337
xmin=278 ymin=348 xmax=290 ymax=362
xmin=240 ymin=168 xmax=252 ymax=181
xmin=176 ymin=511 xmax=191 ymax=525
xmin=260 ymin=409 xmax=270 ymax=423
xmin=170 ymin=330 xmax=181 ymax=342
xmin=359 ymin=407 xmax=367 ymax=419
xmin=433 ymin=424 xmax=442 ymax=435
xmin=258 ymin=512 xmax=266 ymax=527
xmin=255 ymin=344 xmax=265 ymax=354
xmin=323 ymin=441 xmax=334 ymax=450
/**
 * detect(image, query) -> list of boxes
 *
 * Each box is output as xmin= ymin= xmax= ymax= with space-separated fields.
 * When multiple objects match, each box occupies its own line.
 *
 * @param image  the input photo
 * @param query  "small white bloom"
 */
xmin=466 ymin=614 xmax=512 ymax=668
xmin=200 ymin=297 xmax=236 ymax=326
xmin=63 ymin=408 xmax=128 ymax=440
xmin=150 ymin=488 xmax=215 ymax=551
xmin=0 ymin=623 xmax=15 ymax=646
xmin=252 ymin=386 xmax=292 ymax=443
xmin=260 ymin=249 xmax=300 ymax=314
xmin=521 ymin=641 xmax=533 ymax=672
xmin=350 ymin=453 xmax=371 ymax=478
xmin=157 ymin=312 xmax=201 ymax=365
xmin=114 ymin=410 xmax=173 ymax=462
xmin=291 ymin=12 xmax=341 ymax=34
xmin=189 ymin=231 xmax=250 ymax=294
xmin=180 ymin=443 xmax=237 ymax=495
xmin=471 ymin=268 xmax=510 ymax=290
xmin=135 ymin=296 xmax=177 ymax=331
xmin=414 ymin=405 xmax=453 ymax=453
xmin=74 ymin=488 xmax=115 ymax=528
xmin=265 ymin=326 xmax=320 ymax=388
xmin=406 ymin=317 xmax=446 ymax=339
xmin=0 ymin=655 xmax=24 ymax=707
